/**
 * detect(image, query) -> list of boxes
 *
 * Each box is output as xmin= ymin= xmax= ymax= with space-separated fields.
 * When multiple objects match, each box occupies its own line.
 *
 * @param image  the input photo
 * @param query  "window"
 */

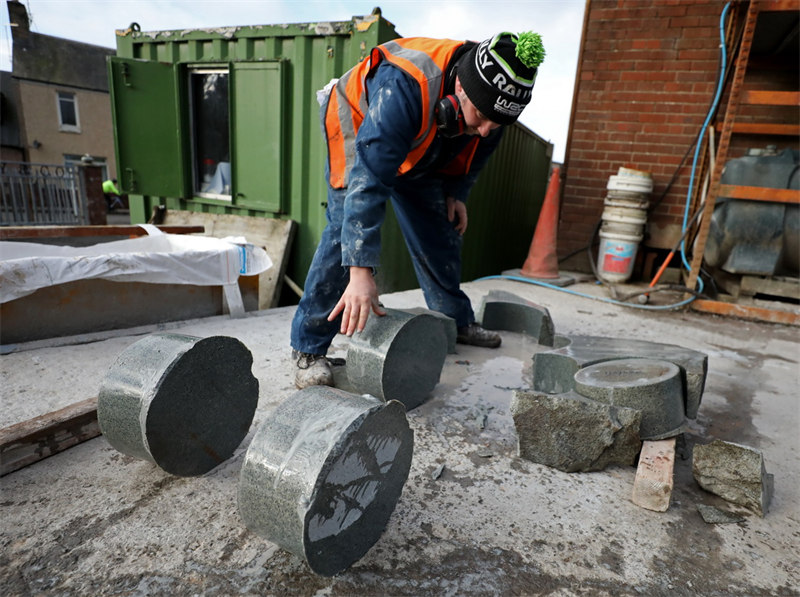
xmin=190 ymin=68 xmax=230 ymax=198
xmin=108 ymin=57 xmax=285 ymax=208
xmin=57 ymin=91 xmax=80 ymax=132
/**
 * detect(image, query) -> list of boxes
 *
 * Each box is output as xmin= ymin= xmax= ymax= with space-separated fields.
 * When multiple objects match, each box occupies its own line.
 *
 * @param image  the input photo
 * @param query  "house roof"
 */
xmin=12 ymin=31 xmax=115 ymax=92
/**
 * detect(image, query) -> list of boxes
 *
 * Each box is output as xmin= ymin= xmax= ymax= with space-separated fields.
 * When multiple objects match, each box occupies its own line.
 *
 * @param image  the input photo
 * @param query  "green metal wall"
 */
xmin=110 ymin=13 xmax=552 ymax=299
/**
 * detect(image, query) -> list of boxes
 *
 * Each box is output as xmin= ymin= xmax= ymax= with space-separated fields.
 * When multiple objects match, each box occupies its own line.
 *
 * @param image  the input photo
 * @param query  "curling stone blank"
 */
xmin=238 ymin=386 xmax=414 ymax=577
xmin=399 ymin=307 xmax=457 ymax=353
xmin=574 ymin=358 xmax=685 ymax=440
xmin=98 ymin=333 xmax=259 ymax=476
xmin=477 ymin=290 xmax=555 ymax=346
xmin=346 ymin=308 xmax=447 ymax=410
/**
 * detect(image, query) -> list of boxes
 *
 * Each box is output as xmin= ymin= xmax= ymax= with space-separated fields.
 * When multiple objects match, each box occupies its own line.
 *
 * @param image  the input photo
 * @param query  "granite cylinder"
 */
xmin=573 ymin=358 xmax=685 ymax=440
xmin=346 ymin=308 xmax=447 ymax=410
xmin=97 ymin=333 xmax=259 ymax=476
xmin=238 ymin=386 xmax=414 ymax=577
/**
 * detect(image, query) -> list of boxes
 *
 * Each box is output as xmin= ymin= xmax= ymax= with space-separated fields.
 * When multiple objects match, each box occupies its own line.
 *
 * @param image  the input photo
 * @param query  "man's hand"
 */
xmin=327 ymin=266 xmax=386 ymax=335
xmin=446 ymin=196 xmax=468 ymax=235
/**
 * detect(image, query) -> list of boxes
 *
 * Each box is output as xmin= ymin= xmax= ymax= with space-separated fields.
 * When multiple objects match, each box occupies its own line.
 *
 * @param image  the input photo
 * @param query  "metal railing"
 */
xmin=0 ymin=161 xmax=86 ymax=226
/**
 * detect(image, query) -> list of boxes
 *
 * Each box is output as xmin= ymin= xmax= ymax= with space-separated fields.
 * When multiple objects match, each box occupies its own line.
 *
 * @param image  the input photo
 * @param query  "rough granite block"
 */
xmin=510 ymin=389 xmax=641 ymax=473
xmin=531 ymin=335 xmax=708 ymax=419
xmin=693 ymin=439 xmax=774 ymax=517
xmin=347 ymin=308 xmax=447 ymax=410
xmin=477 ymin=290 xmax=555 ymax=346
xmin=399 ymin=307 xmax=457 ymax=354
xmin=573 ymin=358 xmax=685 ymax=440
xmin=238 ymin=386 xmax=414 ymax=577
xmin=98 ymin=333 xmax=258 ymax=477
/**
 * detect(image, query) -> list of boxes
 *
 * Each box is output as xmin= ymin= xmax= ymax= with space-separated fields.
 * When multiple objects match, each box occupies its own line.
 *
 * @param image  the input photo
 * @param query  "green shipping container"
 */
xmin=109 ymin=10 xmax=552 ymax=301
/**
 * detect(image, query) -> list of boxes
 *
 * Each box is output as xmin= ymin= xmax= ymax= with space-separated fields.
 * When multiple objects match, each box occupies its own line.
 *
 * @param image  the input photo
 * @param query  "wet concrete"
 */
xmin=0 ymin=278 xmax=798 ymax=595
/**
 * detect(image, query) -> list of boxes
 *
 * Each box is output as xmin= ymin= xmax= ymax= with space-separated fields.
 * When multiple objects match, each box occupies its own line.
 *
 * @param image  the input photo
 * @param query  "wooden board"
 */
xmin=0 ymin=397 xmax=100 ymax=476
xmin=0 ymin=225 xmax=204 ymax=240
xmin=160 ymin=210 xmax=296 ymax=309
xmin=691 ymin=299 xmax=800 ymax=326
xmin=631 ymin=437 xmax=676 ymax=512
xmin=739 ymin=275 xmax=800 ymax=301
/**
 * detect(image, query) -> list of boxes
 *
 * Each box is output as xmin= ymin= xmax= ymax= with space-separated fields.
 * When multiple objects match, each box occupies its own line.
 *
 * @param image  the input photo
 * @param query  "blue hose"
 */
xmin=679 ymin=1 xmax=732 ymax=291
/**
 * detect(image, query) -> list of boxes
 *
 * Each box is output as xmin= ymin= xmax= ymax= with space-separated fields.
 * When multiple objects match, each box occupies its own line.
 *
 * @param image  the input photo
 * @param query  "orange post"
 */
xmin=520 ymin=166 xmax=562 ymax=279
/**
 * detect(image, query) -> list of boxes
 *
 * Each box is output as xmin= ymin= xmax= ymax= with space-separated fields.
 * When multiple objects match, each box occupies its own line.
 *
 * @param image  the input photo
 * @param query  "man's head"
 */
xmin=457 ymin=32 xmax=545 ymax=128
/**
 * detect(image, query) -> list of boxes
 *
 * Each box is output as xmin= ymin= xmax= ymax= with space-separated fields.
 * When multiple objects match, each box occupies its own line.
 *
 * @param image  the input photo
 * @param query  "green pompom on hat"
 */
xmin=515 ymin=31 xmax=546 ymax=68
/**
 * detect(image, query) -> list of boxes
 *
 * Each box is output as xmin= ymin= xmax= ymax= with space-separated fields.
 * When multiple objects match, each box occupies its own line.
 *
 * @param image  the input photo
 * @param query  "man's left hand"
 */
xmin=446 ymin=196 xmax=468 ymax=235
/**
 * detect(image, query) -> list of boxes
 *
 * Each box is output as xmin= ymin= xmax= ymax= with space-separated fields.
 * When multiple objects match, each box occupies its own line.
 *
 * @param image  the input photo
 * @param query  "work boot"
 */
xmin=292 ymin=350 xmax=334 ymax=389
xmin=456 ymin=323 xmax=502 ymax=348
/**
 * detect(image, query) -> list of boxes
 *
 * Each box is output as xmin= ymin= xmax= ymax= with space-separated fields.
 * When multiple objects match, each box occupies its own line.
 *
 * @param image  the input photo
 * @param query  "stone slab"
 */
xmin=399 ymin=307 xmax=457 ymax=354
xmin=97 ymin=333 xmax=258 ymax=477
xmin=531 ymin=335 xmax=708 ymax=419
xmin=238 ymin=386 xmax=414 ymax=577
xmin=346 ymin=308 xmax=447 ymax=410
xmin=477 ymin=290 xmax=555 ymax=346
xmin=574 ymin=358 xmax=685 ymax=440
xmin=693 ymin=439 xmax=774 ymax=517
xmin=510 ymin=389 xmax=642 ymax=473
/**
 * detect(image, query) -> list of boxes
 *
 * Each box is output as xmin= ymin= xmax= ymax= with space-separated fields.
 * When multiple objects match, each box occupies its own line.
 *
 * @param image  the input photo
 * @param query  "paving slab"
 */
xmin=0 ymin=278 xmax=798 ymax=595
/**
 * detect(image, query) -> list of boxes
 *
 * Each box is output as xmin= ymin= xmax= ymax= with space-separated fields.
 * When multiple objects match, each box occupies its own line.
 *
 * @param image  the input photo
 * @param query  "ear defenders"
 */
xmin=435 ymin=94 xmax=465 ymax=138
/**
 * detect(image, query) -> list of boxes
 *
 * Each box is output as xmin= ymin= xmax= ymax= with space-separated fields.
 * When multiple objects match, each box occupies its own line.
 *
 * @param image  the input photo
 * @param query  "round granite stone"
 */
xmin=238 ymin=386 xmax=414 ymax=577
xmin=573 ymin=358 xmax=685 ymax=440
xmin=97 ymin=333 xmax=259 ymax=476
xmin=346 ymin=308 xmax=447 ymax=410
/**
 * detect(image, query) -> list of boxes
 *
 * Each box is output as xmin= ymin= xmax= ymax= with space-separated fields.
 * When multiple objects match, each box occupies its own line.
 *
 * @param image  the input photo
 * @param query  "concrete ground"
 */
xmin=1 ymin=277 xmax=798 ymax=596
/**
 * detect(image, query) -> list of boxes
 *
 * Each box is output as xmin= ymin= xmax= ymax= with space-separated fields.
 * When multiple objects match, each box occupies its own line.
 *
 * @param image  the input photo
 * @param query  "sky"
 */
xmin=0 ymin=0 xmax=585 ymax=162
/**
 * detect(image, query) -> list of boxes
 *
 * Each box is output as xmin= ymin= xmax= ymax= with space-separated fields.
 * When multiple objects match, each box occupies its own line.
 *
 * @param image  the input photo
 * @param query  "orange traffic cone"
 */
xmin=520 ymin=165 xmax=562 ymax=279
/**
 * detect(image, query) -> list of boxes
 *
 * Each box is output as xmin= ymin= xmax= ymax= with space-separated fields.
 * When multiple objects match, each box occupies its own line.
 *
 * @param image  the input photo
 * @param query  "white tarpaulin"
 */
xmin=0 ymin=225 xmax=272 ymax=303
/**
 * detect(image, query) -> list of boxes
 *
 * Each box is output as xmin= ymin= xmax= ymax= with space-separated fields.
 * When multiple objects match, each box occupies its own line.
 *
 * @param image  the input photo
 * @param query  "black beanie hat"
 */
xmin=458 ymin=31 xmax=545 ymax=126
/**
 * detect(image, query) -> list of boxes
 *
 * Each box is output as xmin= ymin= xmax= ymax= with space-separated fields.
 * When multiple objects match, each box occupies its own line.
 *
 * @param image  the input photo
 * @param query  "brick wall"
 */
xmin=561 ymin=0 xmax=730 ymax=268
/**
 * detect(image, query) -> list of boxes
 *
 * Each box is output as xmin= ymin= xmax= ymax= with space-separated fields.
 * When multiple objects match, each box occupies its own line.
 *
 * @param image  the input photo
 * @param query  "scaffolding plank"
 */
xmin=741 ymin=90 xmax=800 ymax=105
xmin=731 ymin=123 xmax=800 ymax=136
xmin=718 ymin=185 xmax=800 ymax=203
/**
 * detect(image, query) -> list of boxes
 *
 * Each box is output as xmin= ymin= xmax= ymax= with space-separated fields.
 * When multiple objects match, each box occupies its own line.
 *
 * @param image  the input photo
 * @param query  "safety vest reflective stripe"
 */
xmin=324 ymin=38 xmax=465 ymax=189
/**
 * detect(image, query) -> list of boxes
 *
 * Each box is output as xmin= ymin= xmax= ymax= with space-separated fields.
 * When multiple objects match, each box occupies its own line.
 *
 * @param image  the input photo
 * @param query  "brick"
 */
xmin=632 ymin=438 xmax=677 ymax=512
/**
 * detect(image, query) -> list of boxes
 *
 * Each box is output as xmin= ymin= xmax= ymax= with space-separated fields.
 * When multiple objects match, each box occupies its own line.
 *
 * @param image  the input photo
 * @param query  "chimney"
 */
xmin=7 ymin=1 xmax=30 ymax=36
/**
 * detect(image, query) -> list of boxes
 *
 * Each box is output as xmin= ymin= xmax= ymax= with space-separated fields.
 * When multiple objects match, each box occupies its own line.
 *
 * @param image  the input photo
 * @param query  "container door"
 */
xmin=231 ymin=61 xmax=285 ymax=213
xmin=108 ymin=57 xmax=187 ymax=197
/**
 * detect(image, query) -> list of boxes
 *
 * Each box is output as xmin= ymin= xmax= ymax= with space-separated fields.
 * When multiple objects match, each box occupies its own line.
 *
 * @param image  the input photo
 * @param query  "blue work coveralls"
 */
xmin=291 ymin=61 xmax=504 ymax=356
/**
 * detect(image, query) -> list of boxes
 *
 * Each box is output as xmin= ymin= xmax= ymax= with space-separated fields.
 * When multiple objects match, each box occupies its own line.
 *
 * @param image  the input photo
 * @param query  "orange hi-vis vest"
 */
xmin=324 ymin=38 xmax=480 ymax=189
